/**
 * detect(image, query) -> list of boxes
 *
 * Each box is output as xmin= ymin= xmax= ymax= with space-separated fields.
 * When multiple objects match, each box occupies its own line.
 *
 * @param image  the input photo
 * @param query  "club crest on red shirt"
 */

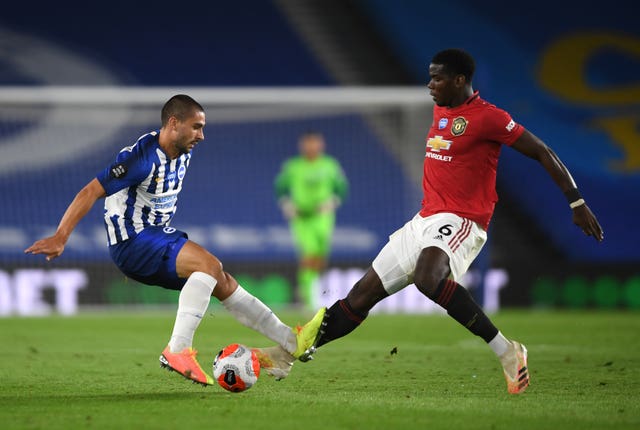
xmin=451 ymin=117 xmax=468 ymax=136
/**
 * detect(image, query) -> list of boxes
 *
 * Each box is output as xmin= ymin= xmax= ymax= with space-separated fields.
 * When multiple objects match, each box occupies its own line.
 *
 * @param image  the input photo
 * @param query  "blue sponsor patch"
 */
xmin=438 ymin=118 xmax=448 ymax=130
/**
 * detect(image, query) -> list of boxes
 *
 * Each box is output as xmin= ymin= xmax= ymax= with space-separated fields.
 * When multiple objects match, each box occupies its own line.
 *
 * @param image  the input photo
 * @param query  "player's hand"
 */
xmin=572 ymin=204 xmax=604 ymax=242
xmin=318 ymin=196 xmax=341 ymax=214
xmin=24 ymin=234 xmax=66 ymax=261
xmin=279 ymin=198 xmax=298 ymax=219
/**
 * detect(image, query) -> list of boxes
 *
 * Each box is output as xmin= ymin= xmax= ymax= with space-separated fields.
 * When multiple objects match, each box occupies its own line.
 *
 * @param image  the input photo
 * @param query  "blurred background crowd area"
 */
xmin=0 ymin=0 xmax=638 ymax=315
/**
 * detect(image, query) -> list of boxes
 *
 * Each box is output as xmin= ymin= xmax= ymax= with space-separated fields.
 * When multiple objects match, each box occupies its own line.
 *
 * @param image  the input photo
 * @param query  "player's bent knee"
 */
xmin=414 ymin=247 xmax=451 ymax=298
xmin=413 ymin=273 xmax=443 ymax=299
xmin=195 ymin=253 xmax=224 ymax=279
xmin=177 ymin=242 xmax=226 ymax=281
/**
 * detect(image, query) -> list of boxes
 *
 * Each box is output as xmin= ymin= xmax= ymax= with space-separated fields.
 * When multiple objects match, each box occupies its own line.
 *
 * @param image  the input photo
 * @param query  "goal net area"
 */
xmin=0 ymin=86 xmax=450 ymax=314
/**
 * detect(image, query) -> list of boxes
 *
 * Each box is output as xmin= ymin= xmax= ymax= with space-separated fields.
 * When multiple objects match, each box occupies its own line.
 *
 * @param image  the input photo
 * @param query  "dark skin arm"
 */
xmin=511 ymin=129 xmax=604 ymax=242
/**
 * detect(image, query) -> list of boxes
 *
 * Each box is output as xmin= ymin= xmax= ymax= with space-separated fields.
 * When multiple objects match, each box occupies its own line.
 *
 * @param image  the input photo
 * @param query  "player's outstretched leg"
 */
xmin=293 ymin=307 xmax=327 ymax=362
xmin=248 ymin=307 xmax=326 ymax=375
xmin=288 ymin=269 xmax=388 ymax=362
xmin=296 ymin=273 xmax=384 ymax=361
xmin=159 ymin=345 xmax=214 ymax=386
xmin=422 ymin=277 xmax=530 ymax=394
xmin=499 ymin=340 xmax=529 ymax=394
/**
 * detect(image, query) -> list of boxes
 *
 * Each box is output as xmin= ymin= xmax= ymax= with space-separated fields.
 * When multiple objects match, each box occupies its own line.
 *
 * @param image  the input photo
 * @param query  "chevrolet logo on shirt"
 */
xmin=426 ymin=135 xmax=452 ymax=152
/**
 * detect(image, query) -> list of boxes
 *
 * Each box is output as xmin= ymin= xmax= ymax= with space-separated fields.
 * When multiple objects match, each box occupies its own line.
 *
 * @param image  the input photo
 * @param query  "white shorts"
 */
xmin=372 ymin=212 xmax=487 ymax=295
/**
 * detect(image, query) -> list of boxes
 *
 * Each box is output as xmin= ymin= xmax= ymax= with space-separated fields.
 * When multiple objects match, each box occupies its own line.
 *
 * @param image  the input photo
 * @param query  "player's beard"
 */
xmin=176 ymin=139 xmax=196 ymax=155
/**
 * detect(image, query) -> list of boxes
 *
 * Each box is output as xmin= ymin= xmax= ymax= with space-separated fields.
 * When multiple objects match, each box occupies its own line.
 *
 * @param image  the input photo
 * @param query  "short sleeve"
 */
xmin=482 ymin=105 xmax=525 ymax=146
xmin=96 ymin=147 xmax=151 ymax=196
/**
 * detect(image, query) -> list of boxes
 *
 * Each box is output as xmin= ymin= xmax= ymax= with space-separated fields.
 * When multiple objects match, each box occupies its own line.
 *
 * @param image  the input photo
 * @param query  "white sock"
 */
xmin=168 ymin=272 xmax=216 ymax=353
xmin=488 ymin=331 xmax=511 ymax=357
xmin=222 ymin=286 xmax=297 ymax=354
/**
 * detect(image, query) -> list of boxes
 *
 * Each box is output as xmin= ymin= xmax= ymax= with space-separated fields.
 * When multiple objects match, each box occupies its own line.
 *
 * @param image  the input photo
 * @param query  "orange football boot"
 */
xmin=159 ymin=346 xmax=213 ymax=386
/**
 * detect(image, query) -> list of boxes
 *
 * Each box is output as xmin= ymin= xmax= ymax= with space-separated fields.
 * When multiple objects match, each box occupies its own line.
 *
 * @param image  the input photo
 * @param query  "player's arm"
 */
xmin=511 ymin=129 xmax=604 ymax=242
xmin=274 ymin=159 xmax=292 ymax=199
xmin=274 ymin=159 xmax=297 ymax=219
xmin=333 ymin=161 xmax=348 ymax=203
xmin=24 ymin=178 xmax=107 ymax=260
xmin=320 ymin=160 xmax=348 ymax=214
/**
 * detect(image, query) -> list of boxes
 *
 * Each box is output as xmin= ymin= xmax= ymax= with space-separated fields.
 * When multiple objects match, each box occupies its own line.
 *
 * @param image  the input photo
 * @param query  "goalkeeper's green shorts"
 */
xmin=290 ymin=213 xmax=335 ymax=258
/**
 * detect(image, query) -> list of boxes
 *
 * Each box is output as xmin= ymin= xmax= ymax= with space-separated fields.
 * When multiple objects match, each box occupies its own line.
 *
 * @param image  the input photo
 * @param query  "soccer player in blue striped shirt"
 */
xmin=25 ymin=94 xmax=325 ymax=385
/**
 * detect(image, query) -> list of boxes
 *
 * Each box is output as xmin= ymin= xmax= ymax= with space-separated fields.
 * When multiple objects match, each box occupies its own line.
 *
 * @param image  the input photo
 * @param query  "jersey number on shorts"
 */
xmin=438 ymin=224 xmax=454 ymax=236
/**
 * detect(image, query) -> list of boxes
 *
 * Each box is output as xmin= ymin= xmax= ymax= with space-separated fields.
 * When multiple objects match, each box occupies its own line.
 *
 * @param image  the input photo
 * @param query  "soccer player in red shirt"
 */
xmin=300 ymin=48 xmax=603 ymax=394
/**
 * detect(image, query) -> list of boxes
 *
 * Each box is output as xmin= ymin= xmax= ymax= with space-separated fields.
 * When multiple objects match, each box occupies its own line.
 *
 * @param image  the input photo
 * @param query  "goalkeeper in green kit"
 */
xmin=275 ymin=132 xmax=348 ymax=308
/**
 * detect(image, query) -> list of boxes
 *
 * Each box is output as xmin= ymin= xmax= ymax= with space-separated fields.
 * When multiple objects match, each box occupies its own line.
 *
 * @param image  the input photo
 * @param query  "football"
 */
xmin=213 ymin=343 xmax=261 ymax=392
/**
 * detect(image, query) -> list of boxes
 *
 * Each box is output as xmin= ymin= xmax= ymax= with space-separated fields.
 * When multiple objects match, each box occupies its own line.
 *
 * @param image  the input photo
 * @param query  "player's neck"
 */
xmin=158 ymin=130 xmax=180 ymax=159
xmin=449 ymin=87 xmax=476 ymax=108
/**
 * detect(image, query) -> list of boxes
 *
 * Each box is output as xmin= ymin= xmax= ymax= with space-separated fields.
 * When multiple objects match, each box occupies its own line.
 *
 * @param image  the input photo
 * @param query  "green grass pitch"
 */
xmin=1 ymin=309 xmax=639 ymax=429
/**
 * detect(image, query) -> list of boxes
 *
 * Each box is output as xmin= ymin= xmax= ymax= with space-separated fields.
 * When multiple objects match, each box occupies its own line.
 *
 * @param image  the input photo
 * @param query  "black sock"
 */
xmin=316 ymin=299 xmax=368 ymax=348
xmin=432 ymin=279 xmax=498 ymax=343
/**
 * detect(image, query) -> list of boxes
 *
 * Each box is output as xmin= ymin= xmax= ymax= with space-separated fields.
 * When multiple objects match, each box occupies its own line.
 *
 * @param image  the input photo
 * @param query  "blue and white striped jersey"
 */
xmin=96 ymin=131 xmax=191 ymax=245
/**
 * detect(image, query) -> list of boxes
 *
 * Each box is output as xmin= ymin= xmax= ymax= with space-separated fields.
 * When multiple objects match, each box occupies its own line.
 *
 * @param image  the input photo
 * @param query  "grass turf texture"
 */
xmin=1 ymin=310 xmax=639 ymax=430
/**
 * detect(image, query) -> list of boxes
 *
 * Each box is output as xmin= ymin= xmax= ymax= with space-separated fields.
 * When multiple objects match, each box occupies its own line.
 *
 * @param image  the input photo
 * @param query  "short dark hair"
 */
xmin=299 ymin=130 xmax=323 ymax=140
xmin=431 ymin=48 xmax=475 ymax=82
xmin=161 ymin=94 xmax=204 ymax=126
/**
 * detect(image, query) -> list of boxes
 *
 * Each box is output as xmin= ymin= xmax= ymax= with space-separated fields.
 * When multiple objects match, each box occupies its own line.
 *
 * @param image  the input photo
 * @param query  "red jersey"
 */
xmin=420 ymin=92 xmax=524 ymax=230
